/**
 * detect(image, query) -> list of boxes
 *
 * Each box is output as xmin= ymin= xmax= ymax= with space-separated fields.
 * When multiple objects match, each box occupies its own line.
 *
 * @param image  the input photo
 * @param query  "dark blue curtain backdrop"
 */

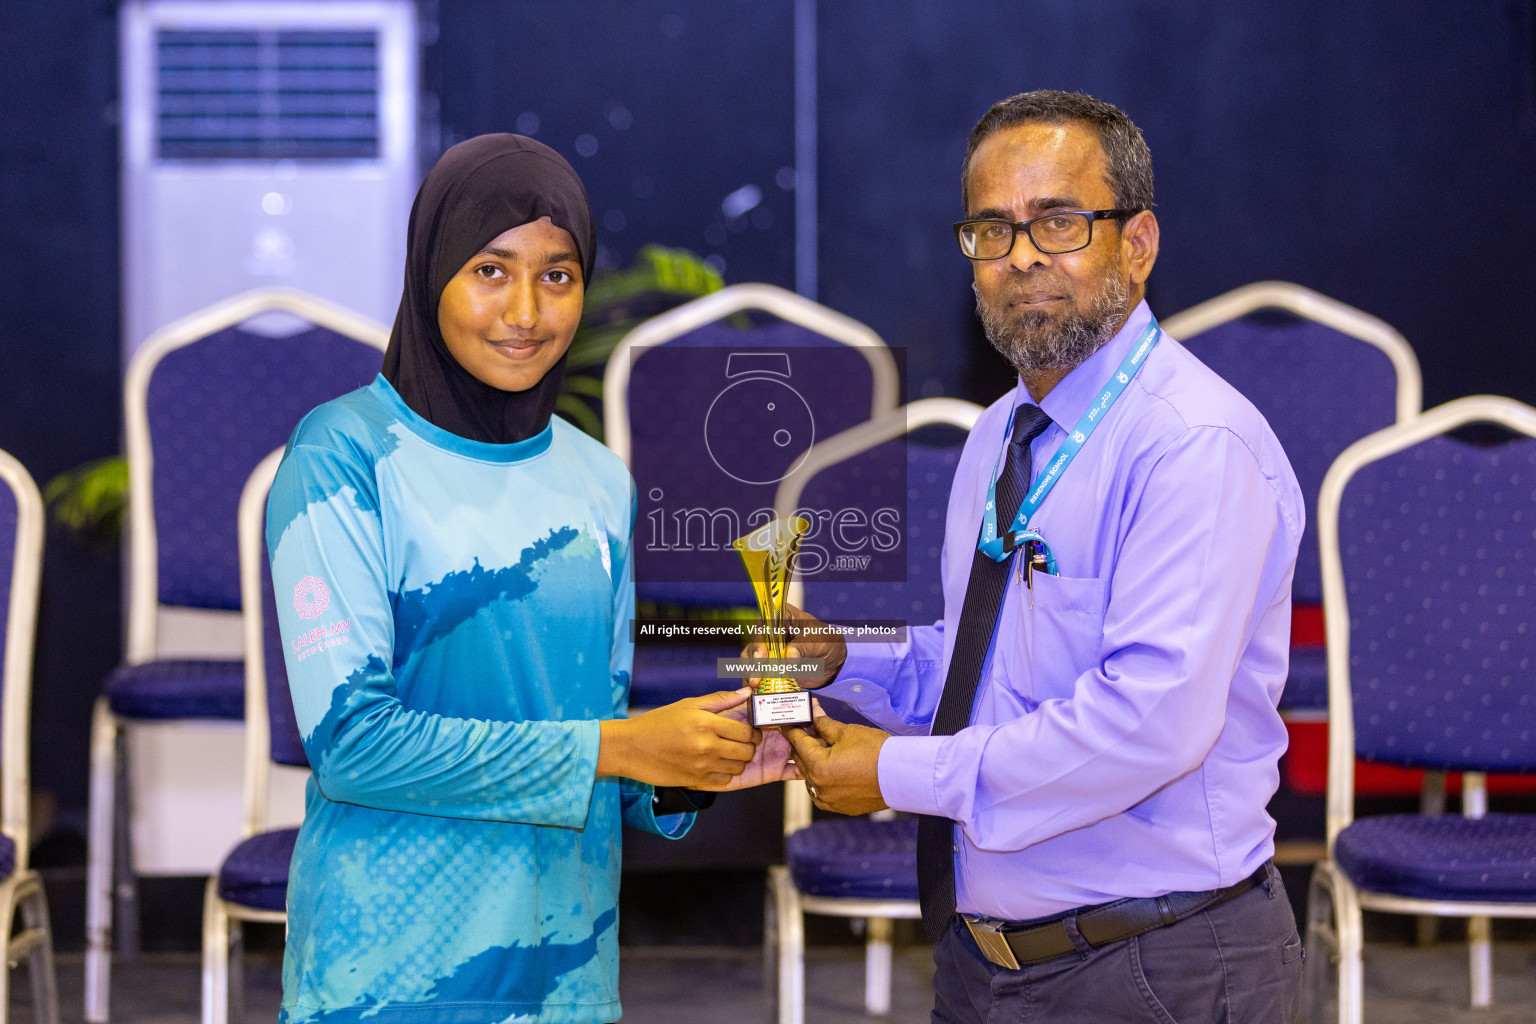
xmin=0 ymin=0 xmax=1532 ymax=825
xmin=817 ymin=1 xmax=1536 ymax=407
xmin=0 ymin=3 xmax=122 ymax=822
xmin=433 ymin=0 xmax=797 ymax=286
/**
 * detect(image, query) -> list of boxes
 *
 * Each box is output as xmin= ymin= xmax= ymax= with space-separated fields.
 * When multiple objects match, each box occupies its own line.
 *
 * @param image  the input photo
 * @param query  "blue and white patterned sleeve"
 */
xmin=605 ymin=482 xmax=693 ymax=838
xmin=267 ymin=440 xmax=602 ymax=828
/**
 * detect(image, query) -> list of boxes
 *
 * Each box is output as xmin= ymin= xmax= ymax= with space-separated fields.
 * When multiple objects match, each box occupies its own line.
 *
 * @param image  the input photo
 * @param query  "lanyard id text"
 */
xmin=977 ymin=318 xmax=1162 ymax=562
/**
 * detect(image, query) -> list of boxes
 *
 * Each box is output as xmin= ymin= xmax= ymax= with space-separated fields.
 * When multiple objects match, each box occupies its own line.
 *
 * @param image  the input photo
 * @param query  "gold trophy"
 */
xmin=735 ymin=516 xmax=816 ymax=728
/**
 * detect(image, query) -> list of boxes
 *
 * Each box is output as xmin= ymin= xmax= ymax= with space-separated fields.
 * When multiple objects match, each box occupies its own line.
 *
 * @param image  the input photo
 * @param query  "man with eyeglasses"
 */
xmin=782 ymin=91 xmax=1306 ymax=1022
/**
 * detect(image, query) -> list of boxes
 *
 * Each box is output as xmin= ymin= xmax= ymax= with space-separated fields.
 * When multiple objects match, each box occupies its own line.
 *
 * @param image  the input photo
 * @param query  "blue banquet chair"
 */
xmin=766 ymin=398 xmax=982 ymax=1024
xmin=1304 ymin=396 xmax=1536 ymax=1023
xmin=602 ymin=283 xmax=900 ymax=709
xmin=0 ymin=449 xmax=61 ymax=1023
xmin=201 ymin=449 xmax=305 ymax=1024
xmin=1163 ymin=281 xmax=1422 ymax=718
xmin=87 ymin=290 xmax=385 ymax=1022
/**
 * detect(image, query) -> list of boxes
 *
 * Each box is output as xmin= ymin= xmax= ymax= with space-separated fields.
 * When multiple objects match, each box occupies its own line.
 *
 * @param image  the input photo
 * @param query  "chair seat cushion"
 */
xmin=218 ymin=828 xmax=299 ymax=911
xmin=105 ymin=659 xmax=245 ymax=720
xmin=786 ymin=817 xmax=919 ymax=900
xmin=1335 ymin=813 xmax=1536 ymax=903
xmin=629 ymin=644 xmax=740 ymax=708
xmin=1279 ymin=646 xmax=1327 ymax=711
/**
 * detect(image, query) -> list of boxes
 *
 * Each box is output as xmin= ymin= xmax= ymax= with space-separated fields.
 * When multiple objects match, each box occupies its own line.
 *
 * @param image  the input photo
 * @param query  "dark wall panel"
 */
xmin=0 ymin=3 xmax=122 ymax=819
xmin=819 ymin=0 xmax=1536 ymax=409
xmin=433 ymin=0 xmax=796 ymax=286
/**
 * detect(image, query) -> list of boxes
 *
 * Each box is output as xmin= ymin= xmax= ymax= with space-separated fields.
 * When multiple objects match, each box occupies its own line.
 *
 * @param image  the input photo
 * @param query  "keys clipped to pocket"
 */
xmin=1011 ymin=530 xmax=1059 ymax=593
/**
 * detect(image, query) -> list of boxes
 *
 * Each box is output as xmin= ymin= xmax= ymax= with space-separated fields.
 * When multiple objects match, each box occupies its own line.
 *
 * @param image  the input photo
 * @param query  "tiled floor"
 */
xmin=12 ymin=940 xmax=1536 ymax=1023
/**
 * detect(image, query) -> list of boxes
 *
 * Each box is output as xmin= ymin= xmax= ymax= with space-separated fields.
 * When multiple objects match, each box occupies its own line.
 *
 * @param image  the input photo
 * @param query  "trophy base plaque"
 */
xmin=735 ymin=516 xmax=817 ymax=730
xmin=750 ymin=676 xmax=813 ymax=728
xmin=751 ymin=689 xmax=814 ymax=728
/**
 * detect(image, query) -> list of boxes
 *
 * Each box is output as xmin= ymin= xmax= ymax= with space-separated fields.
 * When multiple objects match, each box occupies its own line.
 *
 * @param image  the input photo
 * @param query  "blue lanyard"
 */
xmin=978 ymin=318 xmax=1162 ymax=562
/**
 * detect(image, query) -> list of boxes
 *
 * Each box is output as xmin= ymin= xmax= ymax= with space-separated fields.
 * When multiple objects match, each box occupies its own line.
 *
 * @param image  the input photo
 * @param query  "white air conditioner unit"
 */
xmin=121 ymin=0 xmax=417 ymax=355
xmin=116 ymin=1 xmax=415 ymax=877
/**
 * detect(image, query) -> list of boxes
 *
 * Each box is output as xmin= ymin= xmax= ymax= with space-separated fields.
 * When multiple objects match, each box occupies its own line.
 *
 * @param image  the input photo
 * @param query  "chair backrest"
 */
xmin=604 ymin=284 xmax=901 ymax=607
xmin=238 ymin=448 xmax=310 ymax=837
xmin=125 ymin=288 xmax=388 ymax=663
xmin=1318 ymin=396 xmax=1536 ymax=846
xmin=773 ymin=398 xmax=983 ymax=834
xmin=1164 ymin=281 xmax=1422 ymax=605
xmin=0 ymin=449 xmax=43 ymax=868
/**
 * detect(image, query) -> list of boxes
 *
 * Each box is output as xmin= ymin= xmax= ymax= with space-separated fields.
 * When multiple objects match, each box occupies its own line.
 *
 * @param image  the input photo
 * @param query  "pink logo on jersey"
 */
xmin=292 ymin=576 xmax=331 ymax=621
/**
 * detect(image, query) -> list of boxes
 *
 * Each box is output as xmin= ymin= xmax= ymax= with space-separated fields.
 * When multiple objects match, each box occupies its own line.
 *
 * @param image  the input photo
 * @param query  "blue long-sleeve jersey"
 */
xmin=267 ymin=375 xmax=687 ymax=1023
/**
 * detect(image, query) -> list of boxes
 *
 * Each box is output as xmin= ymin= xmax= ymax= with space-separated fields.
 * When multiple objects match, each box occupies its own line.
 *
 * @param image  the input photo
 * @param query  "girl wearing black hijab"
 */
xmin=267 ymin=135 xmax=791 ymax=1024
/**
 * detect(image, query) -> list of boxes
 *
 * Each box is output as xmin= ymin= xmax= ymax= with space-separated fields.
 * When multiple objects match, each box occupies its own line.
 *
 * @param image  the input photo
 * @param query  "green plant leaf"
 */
xmin=43 ymin=456 xmax=128 ymax=543
xmin=561 ymin=375 xmax=606 ymax=398
xmin=555 ymin=394 xmax=603 ymax=438
xmin=558 ymin=244 xmax=725 ymax=438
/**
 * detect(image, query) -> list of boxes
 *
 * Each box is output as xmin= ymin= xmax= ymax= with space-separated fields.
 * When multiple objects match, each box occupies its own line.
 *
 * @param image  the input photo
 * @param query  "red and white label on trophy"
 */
xmin=751 ymin=690 xmax=814 ymax=729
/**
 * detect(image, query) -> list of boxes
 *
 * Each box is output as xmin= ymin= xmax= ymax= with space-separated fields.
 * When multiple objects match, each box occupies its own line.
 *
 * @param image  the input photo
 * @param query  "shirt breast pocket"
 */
xmin=1002 ymin=572 xmax=1107 ymax=703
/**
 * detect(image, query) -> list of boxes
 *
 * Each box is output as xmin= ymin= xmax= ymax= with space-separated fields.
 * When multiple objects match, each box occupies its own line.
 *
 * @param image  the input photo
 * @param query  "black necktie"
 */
xmin=916 ymin=402 xmax=1052 ymax=942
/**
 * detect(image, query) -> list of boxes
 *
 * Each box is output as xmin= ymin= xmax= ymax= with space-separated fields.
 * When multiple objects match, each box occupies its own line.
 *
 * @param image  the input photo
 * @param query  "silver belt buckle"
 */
xmin=963 ymin=915 xmax=1021 ymax=970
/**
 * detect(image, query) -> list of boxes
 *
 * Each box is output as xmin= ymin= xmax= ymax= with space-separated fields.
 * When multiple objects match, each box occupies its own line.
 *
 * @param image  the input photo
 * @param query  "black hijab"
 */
xmin=382 ymin=134 xmax=597 ymax=444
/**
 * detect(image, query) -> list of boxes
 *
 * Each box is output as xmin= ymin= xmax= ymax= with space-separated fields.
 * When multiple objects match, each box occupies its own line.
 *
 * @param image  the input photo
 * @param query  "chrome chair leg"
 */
xmin=864 ymin=916 xmax=893 ymax=1016
xmin=111 ymin=731 xmax=140 ymax=960
xmin=200 ymin=877 xmax=230 ymax=1024
xmin=229 ymin=919 xmax=246 ymax=1024
xmin=84 ymin=699 xmax=116 ymax=1023
xmin=1467 ymin=915 xmax=1493 ymax=1008
xmin=770 ymin=866 xmax=804 ymax=1024
xmin=20 ymin=874 xmax=60 ymax=1024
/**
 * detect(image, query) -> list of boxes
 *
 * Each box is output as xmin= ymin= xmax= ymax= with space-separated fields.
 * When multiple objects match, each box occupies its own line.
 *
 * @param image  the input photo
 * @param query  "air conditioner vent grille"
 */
xmin=157 ymin=29 xmax=380 ymax=161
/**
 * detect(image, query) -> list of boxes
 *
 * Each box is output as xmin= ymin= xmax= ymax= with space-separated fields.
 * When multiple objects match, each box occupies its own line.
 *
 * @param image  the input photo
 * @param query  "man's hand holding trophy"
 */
xmin=734 ymin=516 xmax=823 ymax=729
xmin=732 ymin=517 xmax=887 ymax=814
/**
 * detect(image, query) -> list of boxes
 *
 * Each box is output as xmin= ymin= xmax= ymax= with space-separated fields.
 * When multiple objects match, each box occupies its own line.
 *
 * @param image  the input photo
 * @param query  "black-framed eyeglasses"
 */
xmin=953 ymin=209 xmax=1140 ymax=260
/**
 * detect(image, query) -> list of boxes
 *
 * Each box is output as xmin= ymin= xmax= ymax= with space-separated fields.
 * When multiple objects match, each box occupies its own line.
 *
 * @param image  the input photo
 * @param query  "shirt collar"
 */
xmin=1016 ymin=299 xmax=1154 ymax=430
xmin=371 ymin=374 xmax=554 ymax=464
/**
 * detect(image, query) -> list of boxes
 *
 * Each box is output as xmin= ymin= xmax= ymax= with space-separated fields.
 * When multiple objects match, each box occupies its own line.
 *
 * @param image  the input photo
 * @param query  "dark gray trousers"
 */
xmin=931 ymin=863 xmax=1304 ymax=1023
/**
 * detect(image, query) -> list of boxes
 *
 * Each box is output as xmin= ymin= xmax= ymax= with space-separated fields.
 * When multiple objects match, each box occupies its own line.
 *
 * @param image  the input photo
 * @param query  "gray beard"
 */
xmin=975 ymin=266 xmax=1132 ymax=373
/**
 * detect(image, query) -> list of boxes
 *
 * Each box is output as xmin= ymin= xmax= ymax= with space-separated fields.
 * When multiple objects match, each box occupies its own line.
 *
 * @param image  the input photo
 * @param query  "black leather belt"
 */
xmin=962 ymin=862 xmax=1272 ymax=969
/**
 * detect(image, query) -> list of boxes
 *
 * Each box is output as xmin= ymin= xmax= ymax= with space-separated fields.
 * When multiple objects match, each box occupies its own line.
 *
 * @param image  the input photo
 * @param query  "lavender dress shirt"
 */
xmin=821 ymin=301 xmax=1304 ymax=921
